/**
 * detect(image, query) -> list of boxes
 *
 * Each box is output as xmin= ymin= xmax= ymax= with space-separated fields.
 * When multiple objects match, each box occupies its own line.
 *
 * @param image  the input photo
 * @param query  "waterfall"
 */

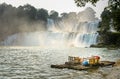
xmin=0 ymin=7 xmax=99 ymax=47
xmin=1 ymin=19 xmax=99 ymax=47
xmin=46 ymin=19 xmax=99 ymax=47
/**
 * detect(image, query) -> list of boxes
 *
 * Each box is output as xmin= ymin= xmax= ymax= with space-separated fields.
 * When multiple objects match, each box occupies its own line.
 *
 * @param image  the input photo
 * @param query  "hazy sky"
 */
xmin=0 ymin=0 xmax=108 ymax=18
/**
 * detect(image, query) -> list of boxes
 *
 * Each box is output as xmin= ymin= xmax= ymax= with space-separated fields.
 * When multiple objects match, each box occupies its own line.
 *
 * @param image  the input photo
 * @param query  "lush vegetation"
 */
xmin=74 ymin=0 xmax=120 ymax=47
xmin=74 ymin=0 xmax=120 ymax=32
xmin=0 ymin=3 xmax=60 ymax=41
xmin=0 ymin=1 xmax=119 ymax=47
xmin=1 ymin=3 xmax=90 ymax=42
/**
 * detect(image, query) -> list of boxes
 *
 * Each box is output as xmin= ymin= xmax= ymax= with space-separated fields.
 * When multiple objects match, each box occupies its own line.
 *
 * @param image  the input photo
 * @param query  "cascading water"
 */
xmin=0 ymin=7 xmax=99 ymax=47
xmin=0 ymin=20 xmax=99 ymax=47
xmin=46 ymin=19 xmax=99 ymax=47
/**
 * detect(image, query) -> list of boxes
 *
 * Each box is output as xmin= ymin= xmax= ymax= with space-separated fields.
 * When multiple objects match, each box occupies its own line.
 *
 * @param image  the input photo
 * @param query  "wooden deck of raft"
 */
xmin=51 ymin=61 xmax=115 ymax=71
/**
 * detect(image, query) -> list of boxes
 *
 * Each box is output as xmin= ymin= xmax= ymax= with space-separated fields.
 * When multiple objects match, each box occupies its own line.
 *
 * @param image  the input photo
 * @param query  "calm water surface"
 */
xmin=0 ymin=47 xmax=120 ymax=79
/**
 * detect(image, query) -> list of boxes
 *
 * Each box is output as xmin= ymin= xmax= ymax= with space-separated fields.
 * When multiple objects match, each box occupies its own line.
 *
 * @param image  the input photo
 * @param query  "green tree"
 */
xmin=36 ymin=8 xmax=49 ymax=22
xmin=109 ymin=0 xmax=120 ymax=31
xmin=49 ymin=10 xmax=59 ymax=20
xmin=100 ymin=8 xmax=111 ymax=32
xmin=74 ymin=0 xmax=120 ymax=32
xmin=74 ymin=0 xmax=99 ymax=7
xmin=21 ymin=4 xmax=37 ymax=20
xmin=61 ymin=13 xmax=68 ymax=18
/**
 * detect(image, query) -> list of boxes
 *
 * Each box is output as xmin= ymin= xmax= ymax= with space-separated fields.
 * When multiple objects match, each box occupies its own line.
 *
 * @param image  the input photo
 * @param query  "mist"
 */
xmin=0 ymin=3 xmax=48 ymax=41
xmin=0 ymin=3 xmax=99 ymax=47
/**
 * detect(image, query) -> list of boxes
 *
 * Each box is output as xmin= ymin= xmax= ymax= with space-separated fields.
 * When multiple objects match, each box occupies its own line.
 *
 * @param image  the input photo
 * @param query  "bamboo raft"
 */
xmin=51 ymin=61 xmax=115 ymax=70
xmin=51 ymin=56 xmax=115 ymax=71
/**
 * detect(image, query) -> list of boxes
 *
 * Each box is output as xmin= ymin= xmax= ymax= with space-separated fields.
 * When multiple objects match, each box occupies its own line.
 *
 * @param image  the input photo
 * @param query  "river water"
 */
xmin=0 ymin=47 xmax=120 ymax=79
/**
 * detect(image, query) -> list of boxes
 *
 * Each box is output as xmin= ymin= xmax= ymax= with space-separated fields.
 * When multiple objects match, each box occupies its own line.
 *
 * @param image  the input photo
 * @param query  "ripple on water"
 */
xmin=0 ymin=47 xmax=120 ymax=79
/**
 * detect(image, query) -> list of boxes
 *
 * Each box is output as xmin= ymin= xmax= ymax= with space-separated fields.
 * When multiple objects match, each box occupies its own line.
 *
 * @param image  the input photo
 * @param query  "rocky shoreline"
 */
xmin=90 ymin=43 xmax=120 ymax=50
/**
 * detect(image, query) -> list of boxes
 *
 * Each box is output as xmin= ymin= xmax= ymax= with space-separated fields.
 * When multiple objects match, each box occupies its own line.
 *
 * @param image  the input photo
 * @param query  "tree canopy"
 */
xmin=74 ymin=0 xmax=120 ymax=32
xmin=74 ymin=0 xmax=99 ymax=7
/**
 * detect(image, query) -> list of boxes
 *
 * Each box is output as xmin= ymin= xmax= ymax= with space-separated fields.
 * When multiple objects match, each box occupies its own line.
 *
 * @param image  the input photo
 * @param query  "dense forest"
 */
xmin=0 ymin=3 xmax=61 ymax=41
xmin=0 ymin=3 xmax=97 ymax=42
xmin=0 ymin=0 xmax=120 ymax=47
